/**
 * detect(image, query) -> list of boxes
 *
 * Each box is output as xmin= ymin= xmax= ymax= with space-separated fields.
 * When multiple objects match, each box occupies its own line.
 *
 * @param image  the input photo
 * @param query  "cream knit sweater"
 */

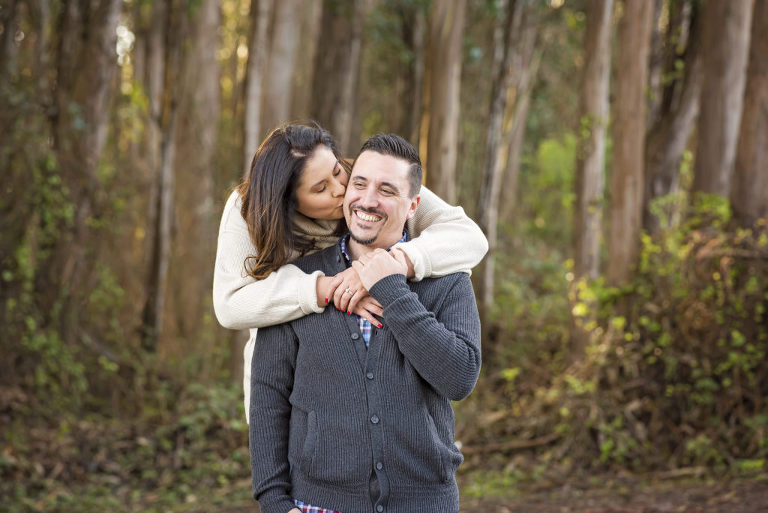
xmin=212 ymin=186 xmax=488 ymax=416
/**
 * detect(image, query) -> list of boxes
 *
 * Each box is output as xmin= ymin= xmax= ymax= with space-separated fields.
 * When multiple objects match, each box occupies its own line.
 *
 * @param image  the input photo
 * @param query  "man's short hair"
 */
xmin=358 ymin=134 xmax=422 ymax=197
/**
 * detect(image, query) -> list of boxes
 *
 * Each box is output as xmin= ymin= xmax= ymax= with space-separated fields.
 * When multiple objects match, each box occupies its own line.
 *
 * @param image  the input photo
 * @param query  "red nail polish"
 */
xmin=378 ymin=323 xmax=383 ymax=329
xmin=347 ymin=311 xmax=351 ymax=315
xmin=325 ymin=297 xmax=329 ymax=303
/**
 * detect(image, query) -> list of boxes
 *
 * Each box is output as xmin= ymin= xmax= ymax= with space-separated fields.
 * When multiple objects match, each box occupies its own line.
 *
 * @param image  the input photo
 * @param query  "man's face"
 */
xmin=343 ymin=151 xmax=420 ymax=249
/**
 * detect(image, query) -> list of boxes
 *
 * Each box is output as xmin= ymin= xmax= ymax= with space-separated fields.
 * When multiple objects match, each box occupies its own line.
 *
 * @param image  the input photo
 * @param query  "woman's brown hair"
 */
xmin=237 ymin=123 xmax=343 ymax=280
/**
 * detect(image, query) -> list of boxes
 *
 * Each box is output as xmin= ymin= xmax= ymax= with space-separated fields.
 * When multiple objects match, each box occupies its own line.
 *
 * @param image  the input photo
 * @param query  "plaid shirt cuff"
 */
xmin=294 ymin=499 xmax=342 ymax=513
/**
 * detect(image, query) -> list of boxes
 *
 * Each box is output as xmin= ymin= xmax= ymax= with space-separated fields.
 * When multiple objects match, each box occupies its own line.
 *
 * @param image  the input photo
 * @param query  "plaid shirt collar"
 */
xmin=339 ymin=231 xmax=408 ymax=264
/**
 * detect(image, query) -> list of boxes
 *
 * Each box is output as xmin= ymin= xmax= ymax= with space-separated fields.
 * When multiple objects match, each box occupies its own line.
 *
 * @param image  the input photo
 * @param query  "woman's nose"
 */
xmin=332 ymin=179 xmax=346 ymax=197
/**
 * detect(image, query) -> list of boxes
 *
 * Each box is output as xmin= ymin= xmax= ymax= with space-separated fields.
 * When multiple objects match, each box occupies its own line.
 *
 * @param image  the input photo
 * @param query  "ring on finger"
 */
xmin=346 ymin=288 xmax=356 ymax=296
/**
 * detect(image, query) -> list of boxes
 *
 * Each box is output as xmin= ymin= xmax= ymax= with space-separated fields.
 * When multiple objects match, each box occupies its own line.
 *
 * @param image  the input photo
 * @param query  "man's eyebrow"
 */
xmin=379 ymin=181 xmax=400 ymax=192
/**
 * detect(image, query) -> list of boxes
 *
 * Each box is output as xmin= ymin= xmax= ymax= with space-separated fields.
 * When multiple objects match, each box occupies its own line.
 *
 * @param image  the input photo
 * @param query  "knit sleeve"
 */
xmin=369 ymin=273 xmax=482 ymax=401
xmin=249 ymin=323 xmax=298 ymax=513
xmin=212 ymin=190 xmax=325 ymax=330
xmin=396 ymin=185 xmax=488 ymax=281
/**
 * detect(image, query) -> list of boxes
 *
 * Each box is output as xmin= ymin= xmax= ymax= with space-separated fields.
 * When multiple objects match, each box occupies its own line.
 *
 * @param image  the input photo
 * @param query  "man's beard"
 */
xmin=348 ymin=205 xmax=387 ymax=246
xmin=350 ymin=232 xmax=378 ymax=245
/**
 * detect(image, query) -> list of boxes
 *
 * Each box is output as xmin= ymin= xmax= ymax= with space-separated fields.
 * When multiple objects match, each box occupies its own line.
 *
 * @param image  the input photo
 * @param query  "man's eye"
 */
xmin=354 ymin=182 xmax=365 ymax=189
xmin=382 ymin=189 xmax=394 ymax=195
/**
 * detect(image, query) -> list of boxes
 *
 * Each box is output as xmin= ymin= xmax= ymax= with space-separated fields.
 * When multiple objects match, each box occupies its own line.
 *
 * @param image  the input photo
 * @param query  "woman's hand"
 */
xmin=325 ymin=267 xmax=383 ymax=326
xmin=354 ymin=295 xmax=384 ymax=328
xmin=330 ymin=266 xmax=366 ymax=314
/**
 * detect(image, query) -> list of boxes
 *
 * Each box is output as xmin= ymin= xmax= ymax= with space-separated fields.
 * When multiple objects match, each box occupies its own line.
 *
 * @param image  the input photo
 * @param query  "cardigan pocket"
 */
xmin=306 ymin=414 xmax=370 ymax=486
xmin=389 ymin=410 xmax=447 ymax=485
xmin=301 ymin=410 xmax=318 ymax=470
xmin=289 ymin=406 xmax=318 ymax=472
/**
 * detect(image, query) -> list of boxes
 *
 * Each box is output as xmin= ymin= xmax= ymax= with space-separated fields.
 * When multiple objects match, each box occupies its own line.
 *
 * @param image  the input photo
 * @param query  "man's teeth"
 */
xmin=355 ymin=210 xmax=381 ymax=222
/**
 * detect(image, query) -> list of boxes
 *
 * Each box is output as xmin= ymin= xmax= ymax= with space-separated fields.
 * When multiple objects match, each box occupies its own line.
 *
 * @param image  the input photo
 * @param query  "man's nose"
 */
xmin=360 ymin=187 xmax=378 ymax=207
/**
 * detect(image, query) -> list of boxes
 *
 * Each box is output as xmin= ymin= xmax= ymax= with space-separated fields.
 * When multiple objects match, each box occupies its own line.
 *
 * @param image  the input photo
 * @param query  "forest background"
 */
xmin=1 ymin=0 xmax=767 ymax=511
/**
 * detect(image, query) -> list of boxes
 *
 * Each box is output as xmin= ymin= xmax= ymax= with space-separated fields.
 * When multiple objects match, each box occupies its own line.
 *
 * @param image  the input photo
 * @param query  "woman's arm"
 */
xmin=397 ymin=185 xmax=489 ymax=281
xmin=212 ymin=190 xmax=325 ymax=330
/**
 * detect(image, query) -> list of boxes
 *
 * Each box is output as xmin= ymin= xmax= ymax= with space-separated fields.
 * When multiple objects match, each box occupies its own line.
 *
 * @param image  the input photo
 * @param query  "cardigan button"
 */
xmin=376 ymin=506 xmax=384 ymax=512
xmin=351 ymin=333 xmax=360 ymax=340
xmin=366 ymin=372 xmax=374 ymax=380
xmin=376 ymin=461 xmax=383 ymax=470
xmin=370 ymin=415 xmax=379 ymax=424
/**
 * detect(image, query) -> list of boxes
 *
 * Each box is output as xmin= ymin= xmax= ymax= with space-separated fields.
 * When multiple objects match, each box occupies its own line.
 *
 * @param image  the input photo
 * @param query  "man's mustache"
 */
xmin=348 ymin=204 xmax=387 ymax=218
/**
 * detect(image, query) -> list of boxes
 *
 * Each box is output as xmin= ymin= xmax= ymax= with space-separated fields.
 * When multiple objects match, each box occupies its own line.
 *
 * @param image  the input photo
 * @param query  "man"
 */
xmin=249 ymin=134 xmax=482 ymax=513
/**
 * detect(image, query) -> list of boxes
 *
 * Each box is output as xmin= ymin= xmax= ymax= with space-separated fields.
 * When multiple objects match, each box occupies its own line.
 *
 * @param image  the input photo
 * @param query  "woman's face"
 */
xmin=295 ymin=145 xmax=349 ymax=220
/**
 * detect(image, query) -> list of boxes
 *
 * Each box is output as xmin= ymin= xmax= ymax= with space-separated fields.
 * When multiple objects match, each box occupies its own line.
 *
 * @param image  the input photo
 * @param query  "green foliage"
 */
xmin=466 ymin=195 xmax=768 ymax=474
xmin=1 ymin=381 xmax=250 ymax=512
xmin=564 ymin=201 xmax=768 ymax=469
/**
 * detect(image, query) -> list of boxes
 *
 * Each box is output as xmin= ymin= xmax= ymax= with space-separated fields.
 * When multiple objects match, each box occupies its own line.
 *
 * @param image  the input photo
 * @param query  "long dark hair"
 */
xmin=237 ymin=123 xmax=342 ymax=280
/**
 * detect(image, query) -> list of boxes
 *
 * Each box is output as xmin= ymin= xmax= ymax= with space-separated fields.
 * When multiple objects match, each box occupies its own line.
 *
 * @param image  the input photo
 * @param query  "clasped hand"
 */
xmin=351 ymin=248 xmax=408 ymax=290
xmin=316 ymin=249 xmax=408 ymax=327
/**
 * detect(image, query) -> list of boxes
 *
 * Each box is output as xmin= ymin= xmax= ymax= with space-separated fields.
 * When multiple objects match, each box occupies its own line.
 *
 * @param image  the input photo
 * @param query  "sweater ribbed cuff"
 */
xmin=257 ymin=495 xmax=297 ymax=513
xmin=298 ymin=270 xmax=326 ymax=314
xmin=369 ymin=273 xmax=410 ymax=308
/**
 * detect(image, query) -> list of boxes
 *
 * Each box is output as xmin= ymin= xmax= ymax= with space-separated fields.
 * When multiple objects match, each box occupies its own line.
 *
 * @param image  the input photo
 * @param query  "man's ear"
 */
xmin=406 ymin=195 xmax=421 ymax=219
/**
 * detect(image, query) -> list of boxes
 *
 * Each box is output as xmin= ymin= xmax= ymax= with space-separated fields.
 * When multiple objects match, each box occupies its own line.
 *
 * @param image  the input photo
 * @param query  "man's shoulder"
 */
xmin=407 ymin=272 xmax=474 ymax=308
xmin=417 ymin=271 xmax=471 ymax=290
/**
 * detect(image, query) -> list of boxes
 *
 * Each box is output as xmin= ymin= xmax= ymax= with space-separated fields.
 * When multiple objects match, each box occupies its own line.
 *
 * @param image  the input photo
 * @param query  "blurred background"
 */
xmin=1 ymin=0 xmax=767 ymax=511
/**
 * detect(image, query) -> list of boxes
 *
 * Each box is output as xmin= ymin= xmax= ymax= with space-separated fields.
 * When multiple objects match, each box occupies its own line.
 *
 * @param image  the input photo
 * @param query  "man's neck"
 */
xmin=347 ymin=238 xmax=397 ymax=262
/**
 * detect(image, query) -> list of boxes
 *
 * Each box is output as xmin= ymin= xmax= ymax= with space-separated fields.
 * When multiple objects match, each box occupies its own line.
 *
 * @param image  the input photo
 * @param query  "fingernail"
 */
xmin=347 ymin=311 xmax=351 ymax=315
xmin=377 ymin=323 xmax=383 ymax=329
xmin=325 ymin=297 xmax=328 ymax=303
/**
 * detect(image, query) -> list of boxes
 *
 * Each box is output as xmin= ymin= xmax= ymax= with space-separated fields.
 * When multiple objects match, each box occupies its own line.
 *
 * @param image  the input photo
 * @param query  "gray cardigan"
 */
xmin=249 ymin=243 xmax=481 ymax=513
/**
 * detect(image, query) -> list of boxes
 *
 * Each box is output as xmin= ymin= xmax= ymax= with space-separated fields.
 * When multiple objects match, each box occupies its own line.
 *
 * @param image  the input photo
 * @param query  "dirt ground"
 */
xmin=213 ymin=475 xmax=768 ymax=513
xmin=459 ymin=477 xmax=768 ymax=513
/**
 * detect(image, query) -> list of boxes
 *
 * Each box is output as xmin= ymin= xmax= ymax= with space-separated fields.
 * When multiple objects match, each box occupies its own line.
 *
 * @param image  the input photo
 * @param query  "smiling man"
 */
xmin=249 ymin=134 xmax=482 ymax=513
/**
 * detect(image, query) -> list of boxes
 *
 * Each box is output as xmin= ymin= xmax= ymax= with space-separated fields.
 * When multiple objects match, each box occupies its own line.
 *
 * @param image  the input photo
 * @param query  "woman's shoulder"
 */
xmin=224 ymin=188 xmax=242 ymax=210
xmin=218 ymin=188 xmax=246 ymax=234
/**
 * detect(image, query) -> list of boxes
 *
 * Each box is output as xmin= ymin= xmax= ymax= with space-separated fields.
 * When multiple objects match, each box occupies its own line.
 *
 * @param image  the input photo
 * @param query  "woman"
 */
xmin=212 ymin=123 xmax=488 ymax=417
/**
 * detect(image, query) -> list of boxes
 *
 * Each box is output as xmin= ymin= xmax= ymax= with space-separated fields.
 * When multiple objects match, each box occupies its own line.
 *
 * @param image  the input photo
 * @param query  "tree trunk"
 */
xmin=142 ymin=2 xmax=185 ymax=351
xmin=0 ymin=0 xmax=19 ymax=84
xmin=140 ymin=0 xmax=168 ymax=278
xmin=422 ymin=0 xmax=467 ymax=204
xmin=607 ymin=0 xmax=654 ymax=286
xmin=261 ymin=0 xmax=302 ymax=136
xmin=643 ymin=1 xmax=701 ymax=232
xmin=731 ymin=0 xmax=768 ymax=226
xmin=691 ymin=0 xmax=754 ymax=196
xmin=242 ymin=0 xmax=274 ymax=177
xmin=311 ymin=0 xmax=369 ymax=155
xmin=500 ymin=22 xmax=540 ymax=224
xmin=646 ymin=0 xmax=665 ymax=126
xmin=573 ymin=0 xmax=613 ymax=280
xmin=165 ymin=0 xmax=220 ymax=356
xmin=51 ymin=0 xmax=122 ymax=344
xmin=291 ymin=0 xmax=322 ymax=119
xmin=477 ymin=0 xmax=522 ymax=324
xmin=407 ymin=7 xmax=426 ymax=146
